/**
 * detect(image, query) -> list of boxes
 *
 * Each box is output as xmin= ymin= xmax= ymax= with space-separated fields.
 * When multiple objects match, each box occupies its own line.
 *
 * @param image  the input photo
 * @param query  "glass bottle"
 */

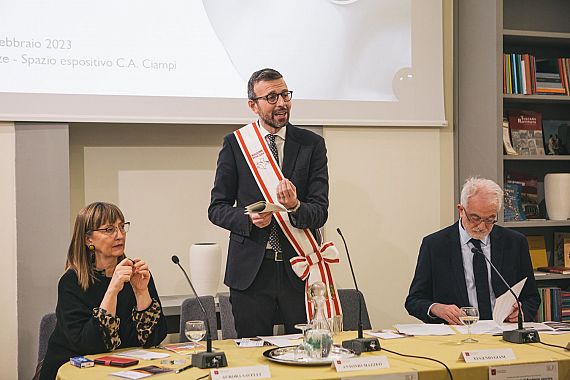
xmin=305 ymin=282 xmax=333 ymax=359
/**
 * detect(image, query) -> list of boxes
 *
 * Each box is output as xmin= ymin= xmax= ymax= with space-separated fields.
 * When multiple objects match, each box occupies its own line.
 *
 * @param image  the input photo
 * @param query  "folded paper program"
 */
xmin=244 ymin=201 xmax=287 ymax=214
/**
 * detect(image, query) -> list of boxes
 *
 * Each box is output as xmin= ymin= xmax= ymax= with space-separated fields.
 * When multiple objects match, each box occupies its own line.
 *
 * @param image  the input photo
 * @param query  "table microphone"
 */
xmin=470 ymin=247 xmax=540 ymax=344
xmin=171 ymin=255 xmax=228 ymax=368
xmin=337 ymin=228 xmax=380 ymax=354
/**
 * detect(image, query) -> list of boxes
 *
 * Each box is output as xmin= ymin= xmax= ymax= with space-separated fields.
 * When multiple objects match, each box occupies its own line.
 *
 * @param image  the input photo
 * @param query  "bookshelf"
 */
xmin=456 ymin=0 xmax=570 ymax=281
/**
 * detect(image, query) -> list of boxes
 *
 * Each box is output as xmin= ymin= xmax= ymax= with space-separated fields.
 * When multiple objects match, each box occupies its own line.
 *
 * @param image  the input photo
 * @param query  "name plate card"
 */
xmin=460 ymin=349 xmax=515 ymax=363
xmin=334 ymin=356 xmax=390 ymax=372
xmin=211 ymin=365 xmax=271 ymax=380
xmin=489 ymin=362 xmax=558 ymax=380
xmin=340 ymin=373 xmax=418 ymax=380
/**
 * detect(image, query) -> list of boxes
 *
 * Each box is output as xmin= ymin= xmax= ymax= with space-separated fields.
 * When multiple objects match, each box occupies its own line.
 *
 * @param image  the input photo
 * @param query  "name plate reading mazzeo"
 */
xmin=340 ymin=373 xmax=419 ymax=380
xmin=334 ymin=356 xmax=389 ymax=372
xmin=211 ymin=365 xmax=271 ymax=380
xmin=489 ymin=362 xmax=558 ymax=380
xmin=460 ymin=349 xmax=515 ymax=363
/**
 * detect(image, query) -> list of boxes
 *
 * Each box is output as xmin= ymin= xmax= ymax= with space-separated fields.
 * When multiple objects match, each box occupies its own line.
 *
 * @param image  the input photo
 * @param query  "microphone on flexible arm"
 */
xmin=470 ymin=247 xmax=540 ymax=344
xmin=171 ymin=255 xmax=228 ymax=368
xmin=337 ymin=228 xmax=381 ymax=354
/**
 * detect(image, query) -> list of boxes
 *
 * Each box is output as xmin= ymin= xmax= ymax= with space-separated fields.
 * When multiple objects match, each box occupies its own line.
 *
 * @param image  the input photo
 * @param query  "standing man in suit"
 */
xmin=208 ymin=68 xmax=330 ymax=337
xmin=405 ymin=177 xmax=540 ymax=324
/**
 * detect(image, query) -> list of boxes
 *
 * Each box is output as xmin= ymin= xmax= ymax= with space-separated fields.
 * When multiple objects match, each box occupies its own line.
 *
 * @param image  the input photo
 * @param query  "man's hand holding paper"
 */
xmin=493 ymin=278 xmax=527 ymax=323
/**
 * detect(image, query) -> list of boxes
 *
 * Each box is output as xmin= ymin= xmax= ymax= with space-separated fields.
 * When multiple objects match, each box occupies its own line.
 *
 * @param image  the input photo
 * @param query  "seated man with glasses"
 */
xmin=38 ymin=202 xmax=166 ymax=380
xmin=405 ymin=177 xmax=540 ymax=325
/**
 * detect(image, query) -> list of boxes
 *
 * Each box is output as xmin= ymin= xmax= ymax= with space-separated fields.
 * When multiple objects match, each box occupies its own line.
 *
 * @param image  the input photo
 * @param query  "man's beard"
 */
xmin=261 ymin=108 xmax=289 ymax=129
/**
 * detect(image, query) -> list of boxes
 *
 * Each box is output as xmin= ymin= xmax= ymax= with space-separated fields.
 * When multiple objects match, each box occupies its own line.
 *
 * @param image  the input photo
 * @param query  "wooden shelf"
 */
xmin=503 ymin=29 xmax=570 ymax=47
xmin=503 ymin=155 xmax=570 ymax=161
xmin=534 ymin=272 xmax=570 ymax=281
xmin=503 ymin=94 xmax=570 ymax=103
xmin=500 ymin=220 xmax=570 ymax=228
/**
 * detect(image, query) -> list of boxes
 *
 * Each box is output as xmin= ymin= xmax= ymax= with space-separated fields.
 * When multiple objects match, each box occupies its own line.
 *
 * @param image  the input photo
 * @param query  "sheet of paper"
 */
xmin=257 ymin=333 xmax=303 ymax=347
xmin=110 ymin=371 xmax=150 ymax=379
xmin=365 ymin=330 xmax=409 ymax=340
xmin=453 ymin=320 xmax=503 ymax=335
xmin=394 ymin=324 xmax=456 ymax=336
xmin=235 ymin=338 xmax=265 ymax=348
xmin=493 ymin=278 xmax=526 ymax=324
xmin=115 ymin=349 xmax=169 ymax=360
xmin=499 ymin=322 xmax=554 ymax=332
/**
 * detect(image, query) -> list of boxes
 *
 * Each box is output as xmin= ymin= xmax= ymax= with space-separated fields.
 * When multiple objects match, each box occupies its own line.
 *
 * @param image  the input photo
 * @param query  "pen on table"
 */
xmin=175 ymin=363 xmax=193 ymax=374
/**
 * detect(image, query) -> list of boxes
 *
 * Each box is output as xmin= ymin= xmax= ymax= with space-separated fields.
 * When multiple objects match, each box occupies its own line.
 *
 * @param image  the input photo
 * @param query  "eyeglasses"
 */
xmin=90 ymin=222 xmax=130 ymax=235
xmin=251 ymin=90 xmax=293 ymax=104
xmin=462 ymin=207 xmax=497 ymax=225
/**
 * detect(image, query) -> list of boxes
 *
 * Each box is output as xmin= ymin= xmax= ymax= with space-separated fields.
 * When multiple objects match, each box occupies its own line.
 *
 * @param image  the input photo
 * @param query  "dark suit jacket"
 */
xmin=405 ymin=222 xmax=540 ymax=323
xmin=208 ymin=123 xmax=329 ymax=291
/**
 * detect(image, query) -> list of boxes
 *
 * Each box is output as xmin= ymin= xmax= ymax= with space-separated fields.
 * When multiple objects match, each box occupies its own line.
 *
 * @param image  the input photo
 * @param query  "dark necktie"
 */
xmin=266 ymin=134 xmax=282 ymax=254
xmin=470 ymin=238 xmax=492 ymax=320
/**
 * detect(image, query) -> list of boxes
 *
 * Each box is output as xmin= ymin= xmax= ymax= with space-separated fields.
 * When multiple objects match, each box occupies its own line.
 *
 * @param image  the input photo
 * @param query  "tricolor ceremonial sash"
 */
xmin=234 ymin=122 xmax=342 ymax=328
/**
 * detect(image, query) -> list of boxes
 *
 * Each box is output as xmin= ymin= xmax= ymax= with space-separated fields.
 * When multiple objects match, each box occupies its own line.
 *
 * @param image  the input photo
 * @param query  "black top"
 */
xmin=39 ymin=269 xmax=167 ymax=380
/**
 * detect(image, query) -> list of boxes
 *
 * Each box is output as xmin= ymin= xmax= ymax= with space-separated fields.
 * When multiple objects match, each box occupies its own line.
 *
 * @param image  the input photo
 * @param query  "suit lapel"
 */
xmin=282 ymin=125 xmax=300 ymax=179
xmin=449 ymin=223 xmax=470 ymax=306
xmin=490 ymin=227 xmax=504 ymax=293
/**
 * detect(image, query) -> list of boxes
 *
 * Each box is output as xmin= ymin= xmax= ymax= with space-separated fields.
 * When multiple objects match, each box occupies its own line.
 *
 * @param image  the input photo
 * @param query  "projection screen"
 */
xmin=0 ymin=0 xmax=445 ymax=126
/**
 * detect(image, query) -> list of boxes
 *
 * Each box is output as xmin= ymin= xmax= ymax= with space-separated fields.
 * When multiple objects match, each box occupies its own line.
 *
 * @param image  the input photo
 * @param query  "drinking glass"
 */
xmin=460 ymin=307 xmax=479 ymax=343
xmin=294 ymin=323 xmax=312 ymax=360
xmin=185 ymin=320 xmax=207 ymax=353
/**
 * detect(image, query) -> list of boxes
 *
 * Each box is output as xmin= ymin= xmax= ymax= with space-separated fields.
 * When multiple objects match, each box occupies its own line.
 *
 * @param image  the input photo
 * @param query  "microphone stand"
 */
xmin=171 ymin=255 xmax=228 ymax=368
xmin=471 ymin=248 xmax=540 ymax=344
xmin=337 ymin=228 xmax=380 ymax=354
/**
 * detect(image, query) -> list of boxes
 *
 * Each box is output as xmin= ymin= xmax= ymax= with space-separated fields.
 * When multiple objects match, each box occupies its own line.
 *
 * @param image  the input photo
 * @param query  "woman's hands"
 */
xmin=108 ymin=257 xmax=135 ymax=294
xmin=102 ymin=257 xmax=153 ymax=315
xmin=108 ymin=257 xmax=151 ymax=294
xmin=129 ymin=258 xmax=151 ymax=293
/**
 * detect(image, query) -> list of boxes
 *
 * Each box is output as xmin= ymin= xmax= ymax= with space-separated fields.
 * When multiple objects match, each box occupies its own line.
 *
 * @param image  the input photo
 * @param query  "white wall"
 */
xmin=16 ymin=123 xmax=70 ymax=380
xmin=70 ymin=123 xmax=237 ymax=296
xmin=0 ymin=122 xmax=19 ymax=379
xmin=324 ymin=127 xmax=452 ymax=327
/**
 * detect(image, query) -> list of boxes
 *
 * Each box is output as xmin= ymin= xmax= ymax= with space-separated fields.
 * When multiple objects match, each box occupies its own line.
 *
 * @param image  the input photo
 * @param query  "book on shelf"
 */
xmin=542 ymin=120 xmax=570 ymax=155
xmin=536 ymin=287 xmax=562 ymax=322
xmin=535 ymin=58 xmax=567 ymax=95
xmin=526 ymin=235 xmax=548 ymax=269
xmin=504 ymin=53 xmax=535 ymax=95
xmin=508 ymin=110 xmax=545 ymax=156
xmin=537 ymin=266 xmax=570 ymax=275
xmin=503 ymin=182 xmax=526 ymax=222
xmin=505 ymin=172 xmax=541 ymax=219
xmin=553 ymin=232 xmax=570 ymax=267
xmin=502 ymin=117 xmax=518 ymax=155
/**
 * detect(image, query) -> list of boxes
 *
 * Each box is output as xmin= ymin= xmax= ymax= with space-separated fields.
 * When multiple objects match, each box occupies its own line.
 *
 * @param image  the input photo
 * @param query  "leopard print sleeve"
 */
xmin=132 ymin=298 xmax=162 ymax=345
xmin=93 ymin=307 xmax=121 ymax=351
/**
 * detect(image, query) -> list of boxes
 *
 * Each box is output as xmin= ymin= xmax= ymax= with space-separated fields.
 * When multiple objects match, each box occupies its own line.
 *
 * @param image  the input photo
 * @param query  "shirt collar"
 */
xmin=458 ymin=218 xmax=490 ymax=247
xmin=258 ymin=120 xmax=287 ymax=141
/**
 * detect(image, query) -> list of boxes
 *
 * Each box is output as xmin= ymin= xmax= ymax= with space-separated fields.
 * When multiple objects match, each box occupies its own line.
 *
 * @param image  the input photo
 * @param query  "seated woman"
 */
xmin=39 ymin=202 xmax=167 ymax=380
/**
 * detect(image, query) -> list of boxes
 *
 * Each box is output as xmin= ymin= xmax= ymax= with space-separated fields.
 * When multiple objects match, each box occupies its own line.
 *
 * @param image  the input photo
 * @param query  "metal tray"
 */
xmin=262 ymin=345 xmax=356 ymax=366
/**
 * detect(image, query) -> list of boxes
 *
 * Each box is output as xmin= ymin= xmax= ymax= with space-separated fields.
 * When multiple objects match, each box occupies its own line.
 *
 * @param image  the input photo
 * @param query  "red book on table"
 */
xmin=93 ymin=355 xmax=139 ymax=367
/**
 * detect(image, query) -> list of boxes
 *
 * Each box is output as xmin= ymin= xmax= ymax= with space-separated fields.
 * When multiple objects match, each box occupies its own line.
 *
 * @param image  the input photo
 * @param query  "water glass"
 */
xmin=185 ymin=320 xmax=206 ymax=353
xmin=460 ymin=307 xmax=480 ymax=343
